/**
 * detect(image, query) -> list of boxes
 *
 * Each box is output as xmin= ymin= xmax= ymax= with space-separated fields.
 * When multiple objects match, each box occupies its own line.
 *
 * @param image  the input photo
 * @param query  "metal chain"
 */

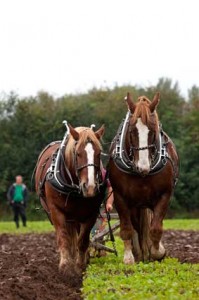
xmin=104 ymin=193 xmax=118 ymax=256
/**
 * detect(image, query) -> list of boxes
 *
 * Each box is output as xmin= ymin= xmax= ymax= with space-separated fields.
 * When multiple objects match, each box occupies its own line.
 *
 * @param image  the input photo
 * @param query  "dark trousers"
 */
xmin=12 ymin=203 xmax=26 ymax=227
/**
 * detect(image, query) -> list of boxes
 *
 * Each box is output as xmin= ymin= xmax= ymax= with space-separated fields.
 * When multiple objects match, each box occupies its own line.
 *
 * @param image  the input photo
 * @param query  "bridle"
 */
xmin=128 ymin=121 xmax=159 ymax=165
xmin=44 ymin=121 xmax=107 ymax=197
xmin=73 ymin=141 xmax=102 ymax=186
xmin=76 ymin=163 xmax=100 ymax=172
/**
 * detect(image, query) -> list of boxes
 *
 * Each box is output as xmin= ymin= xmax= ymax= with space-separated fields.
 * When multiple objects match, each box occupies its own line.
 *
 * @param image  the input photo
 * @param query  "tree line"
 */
xmin=0 ymin=78 xmax=198 ymax=219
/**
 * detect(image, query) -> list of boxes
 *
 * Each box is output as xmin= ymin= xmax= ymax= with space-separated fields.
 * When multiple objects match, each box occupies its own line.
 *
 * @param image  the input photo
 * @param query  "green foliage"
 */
xmin=0 ymin=78 xmax=198 ymax=218
xmin=0 ymin=221 xmax=54 ymax=233
xmin=83 ymin=238 xmax=199 ymax=300
xmin=163 ymin=219 xmax=199 ymax=230
xmin=173 ymin=85 xmax=199 ymax=212
xmin=0 ymin=219 xmax=197 ymax=234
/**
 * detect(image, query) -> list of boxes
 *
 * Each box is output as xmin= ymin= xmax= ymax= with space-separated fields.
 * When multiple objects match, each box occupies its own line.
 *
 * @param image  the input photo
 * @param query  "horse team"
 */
xmin=35 ymin=92 xmax=179 ymax=277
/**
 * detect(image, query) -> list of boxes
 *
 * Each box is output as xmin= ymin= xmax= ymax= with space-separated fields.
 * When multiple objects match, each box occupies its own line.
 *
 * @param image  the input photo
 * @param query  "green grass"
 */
xmin=0 ymin=219 xmax=198 ymax=234
xmin=0 ymin=221 xmax=54 ymax=234
xmin=83 ymin=238 xmax=199 ymax=300
xmin=163 ymin=219 xmax=199 ymax=230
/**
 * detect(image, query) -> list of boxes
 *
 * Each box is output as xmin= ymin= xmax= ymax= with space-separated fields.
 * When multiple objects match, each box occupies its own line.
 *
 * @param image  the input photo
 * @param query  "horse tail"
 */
xmin=139 ymin=208 xmax=153 ymax=261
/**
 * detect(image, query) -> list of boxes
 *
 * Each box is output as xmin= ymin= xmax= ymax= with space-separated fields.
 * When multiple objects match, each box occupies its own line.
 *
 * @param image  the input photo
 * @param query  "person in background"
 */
xmin=7 ymin=175 xmax=28 ymax=228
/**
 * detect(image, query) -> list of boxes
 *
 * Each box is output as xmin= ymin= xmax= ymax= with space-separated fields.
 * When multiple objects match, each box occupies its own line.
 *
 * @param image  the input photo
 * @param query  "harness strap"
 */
xmin=45 ymin=138 xmax=107 ymax=197
xmin=131 ymin=144 xmax=156 ymax=151
xmin=77 ymin=163 xmax=100 ymax=171
xmin=111 ymin=111 xmax=177 ymax=178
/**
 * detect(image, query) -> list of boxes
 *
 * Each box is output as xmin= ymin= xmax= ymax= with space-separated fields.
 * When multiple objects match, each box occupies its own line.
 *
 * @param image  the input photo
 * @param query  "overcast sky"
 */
xmin=0 ymin=0 xmax=198 ymax=98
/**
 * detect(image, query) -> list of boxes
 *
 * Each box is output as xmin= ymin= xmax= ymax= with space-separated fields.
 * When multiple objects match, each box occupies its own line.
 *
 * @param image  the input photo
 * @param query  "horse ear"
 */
xmin=68 ymin=124 xmax=79 ymax=141
xmin=125 ymin=92 xmax=136 ymax=113
xmin=149 ymin=92 xmax=160 ymax=112
xmin=95 ymin=125 xmax=105 ymax=140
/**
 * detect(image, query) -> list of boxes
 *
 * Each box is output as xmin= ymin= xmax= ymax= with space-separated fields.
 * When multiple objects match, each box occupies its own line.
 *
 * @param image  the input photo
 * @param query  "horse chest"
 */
xmin=129 ymin=184 xmax=155 ymax=203
xmin=114 ymin=176 xmax=164 ymax=208
xmin=59 ymin=196 xmax=101 ymax=222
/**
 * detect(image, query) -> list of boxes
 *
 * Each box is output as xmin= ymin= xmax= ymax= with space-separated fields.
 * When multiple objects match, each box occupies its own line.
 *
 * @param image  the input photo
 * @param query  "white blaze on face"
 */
xmin=136 ymin=118 xmax=150 ymax=172
xmin=85 ymin=142 xmax=95 ymax=187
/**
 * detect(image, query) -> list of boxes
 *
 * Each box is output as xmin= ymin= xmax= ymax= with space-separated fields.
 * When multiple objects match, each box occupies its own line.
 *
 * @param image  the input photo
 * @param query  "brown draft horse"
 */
xmin=109 ymin=93 xmax=179 ymax=264
xmin=35 ymin=123 xmax=105 ymax=276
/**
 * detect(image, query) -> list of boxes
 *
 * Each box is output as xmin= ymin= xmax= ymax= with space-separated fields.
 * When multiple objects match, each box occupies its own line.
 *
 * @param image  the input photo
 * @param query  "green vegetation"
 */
xmin=83 ymin=238 xmax=199 ymax=300
xmin=0 ymin=221 xmax=54 ymax=234
xmin=164 ymin=219 xmax=199 ymax=231
xmin=0 ymin=78 xmax=199 ymax=219
xmin=0 ymin=219 xmax=198 ymax=234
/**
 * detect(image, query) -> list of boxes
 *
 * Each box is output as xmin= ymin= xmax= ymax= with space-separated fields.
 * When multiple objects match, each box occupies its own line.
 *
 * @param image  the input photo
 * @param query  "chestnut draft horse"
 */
xmin=109 ymin=93 xmax=179 ymax=264
xmin=35 ymin=122 xmax=106 ymax=276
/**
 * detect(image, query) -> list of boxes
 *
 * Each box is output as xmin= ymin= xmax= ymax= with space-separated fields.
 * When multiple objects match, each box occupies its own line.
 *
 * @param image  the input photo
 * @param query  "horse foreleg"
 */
xmin=114 ymin=193 xmax=135 ymax=264
xmin=139 ymin=208 xmax=153 ymax=261
xmin=123 ymin=240 xmax=135 ymax=264
xmin=50 ymin=206 xmax=78 ymax=270
xmin=131 ymin=208 xmax=142 ymax=262
xmin=150 ymin=193 xmax=170 ymax=260
xmin=77 ymin=218 xmax=96 ymax=271
xmin=132 ymin=229 xmax=142 ymax=262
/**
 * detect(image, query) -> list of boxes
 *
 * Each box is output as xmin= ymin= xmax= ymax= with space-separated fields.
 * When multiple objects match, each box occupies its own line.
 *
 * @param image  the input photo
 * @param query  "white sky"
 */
xmin=0 ymin=0 xmax=198 ymax=98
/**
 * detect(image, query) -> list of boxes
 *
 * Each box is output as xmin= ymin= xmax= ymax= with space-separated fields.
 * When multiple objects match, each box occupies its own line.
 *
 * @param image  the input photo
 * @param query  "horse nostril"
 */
xmin=83 ymin=182 xmax=87 ymax=188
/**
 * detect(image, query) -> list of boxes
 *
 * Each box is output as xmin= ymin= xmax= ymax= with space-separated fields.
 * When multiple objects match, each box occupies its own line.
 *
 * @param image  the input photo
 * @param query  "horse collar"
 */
xmin=45 ymin=134 xmax=106 ymax=197
xmin=111 ymin=111 xmax=170 ymax=176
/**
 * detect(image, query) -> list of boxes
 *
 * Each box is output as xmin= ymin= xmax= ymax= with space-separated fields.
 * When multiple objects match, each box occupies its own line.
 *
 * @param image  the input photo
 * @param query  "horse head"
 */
xmin=125 ymin=92 xmax=160 ymax=175
xmin=67 ymin=124 xmax=105 ymax=197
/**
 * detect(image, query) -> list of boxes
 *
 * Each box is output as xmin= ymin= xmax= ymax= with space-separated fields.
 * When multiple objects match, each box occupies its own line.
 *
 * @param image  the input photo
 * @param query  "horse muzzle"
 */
xmin=136 ymin=163 xmax=150 ymax=176
xmin=81 ymin=182 xmax=97 ymax=198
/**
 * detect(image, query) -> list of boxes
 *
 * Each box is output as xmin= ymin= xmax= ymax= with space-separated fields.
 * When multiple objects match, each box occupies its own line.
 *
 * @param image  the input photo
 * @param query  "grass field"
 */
xmin=163 ymin=219 xmax=199 ymax=230
xmin=0 ymin=219 xmax=198 ymax=234
xmin=0 ymin=220 xmax=54 ymax=233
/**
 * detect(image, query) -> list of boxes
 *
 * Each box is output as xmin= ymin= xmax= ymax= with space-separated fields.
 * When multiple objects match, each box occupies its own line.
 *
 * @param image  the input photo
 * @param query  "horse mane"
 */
xmin=65 ymin=127 xmax=102 ymax=168
xmin=132 ymin=96 xmax=159 ymax=126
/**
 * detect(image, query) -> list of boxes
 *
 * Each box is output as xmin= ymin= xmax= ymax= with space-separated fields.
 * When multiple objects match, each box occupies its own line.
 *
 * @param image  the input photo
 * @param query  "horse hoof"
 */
xmin=123 ymin=253 xmax=135 ymax=264
xmin=123 ymin=257 xmax=135 ymax=264
xmin=150 ymin=243 xmax=166 ymax=261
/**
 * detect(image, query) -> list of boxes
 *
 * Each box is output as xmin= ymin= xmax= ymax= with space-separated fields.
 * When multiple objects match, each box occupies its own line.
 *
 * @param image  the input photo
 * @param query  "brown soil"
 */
xmin=162 ymin=229 xmax=199 ymax=264
xmin=0 ymin=230 xmax=198 ymax=300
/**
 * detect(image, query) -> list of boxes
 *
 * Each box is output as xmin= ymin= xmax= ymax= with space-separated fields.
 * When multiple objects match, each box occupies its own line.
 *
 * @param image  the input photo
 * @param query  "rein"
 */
xmin=76 ymin=163 xmax=100 ymax=171
xmin=73 ymin=141 xmax=102 ymax=186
